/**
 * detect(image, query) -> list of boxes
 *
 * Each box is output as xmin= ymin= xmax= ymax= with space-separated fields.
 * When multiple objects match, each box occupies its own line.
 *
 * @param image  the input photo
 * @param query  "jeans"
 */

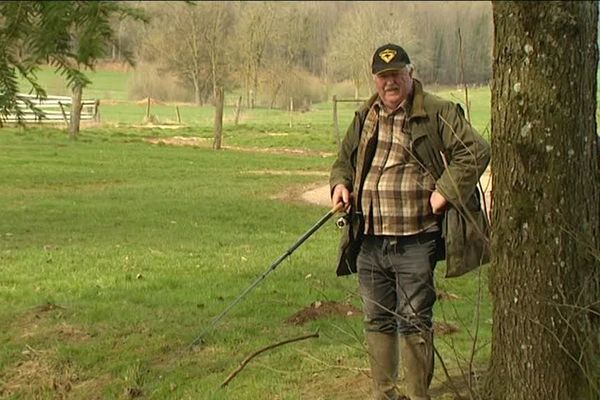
xmin=357 ymin=232 xmax=439 ymax=335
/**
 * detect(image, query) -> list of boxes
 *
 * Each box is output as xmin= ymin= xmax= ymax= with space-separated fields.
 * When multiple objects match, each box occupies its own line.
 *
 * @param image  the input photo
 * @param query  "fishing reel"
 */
xmin=335 ymin=214 xmax=350 ymax=228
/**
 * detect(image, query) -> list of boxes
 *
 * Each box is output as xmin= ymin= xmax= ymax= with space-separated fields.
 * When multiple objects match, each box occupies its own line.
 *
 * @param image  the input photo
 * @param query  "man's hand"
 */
xmin=332 ymin=184 xmax=352 ymax=211
xmin=430 ymin=190 xmax=448 ymax=215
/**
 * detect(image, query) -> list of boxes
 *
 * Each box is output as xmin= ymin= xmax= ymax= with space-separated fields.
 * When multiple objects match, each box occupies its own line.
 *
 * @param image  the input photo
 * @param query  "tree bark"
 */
xmin=192 ymin=74 xmax=201 ymax=105
xmin=213 ymin=87 xmax=224 ymax=150
xmin=69 ymin=84 xmax=83 ymax=139
xmin=486 ymin=2 xmax=600 ymax=399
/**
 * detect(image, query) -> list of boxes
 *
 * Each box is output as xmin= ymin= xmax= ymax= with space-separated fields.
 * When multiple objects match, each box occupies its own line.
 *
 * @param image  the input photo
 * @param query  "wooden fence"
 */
xmin=4 ymin=93 xmax=99 ymax=124
xmin=332 ymin=95 xmax=367 ymax=147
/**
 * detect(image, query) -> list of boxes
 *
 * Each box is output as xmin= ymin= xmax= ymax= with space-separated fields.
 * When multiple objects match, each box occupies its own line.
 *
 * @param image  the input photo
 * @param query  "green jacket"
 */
xmin=330 ymin=79 xmax=491 ymax=277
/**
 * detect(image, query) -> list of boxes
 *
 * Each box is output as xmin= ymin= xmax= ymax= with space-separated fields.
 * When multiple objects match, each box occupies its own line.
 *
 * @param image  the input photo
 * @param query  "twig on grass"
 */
xmin=220 ymin=330 xmax=320 ymax=388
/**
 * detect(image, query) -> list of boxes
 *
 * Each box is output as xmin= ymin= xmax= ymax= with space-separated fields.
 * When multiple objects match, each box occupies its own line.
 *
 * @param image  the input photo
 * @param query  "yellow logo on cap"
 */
xmin=379 ymin=49 xmax=397 ymax=63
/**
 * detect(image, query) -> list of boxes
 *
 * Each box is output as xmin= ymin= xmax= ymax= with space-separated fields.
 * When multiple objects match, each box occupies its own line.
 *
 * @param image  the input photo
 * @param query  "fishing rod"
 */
xmin=190 ymin=202 xmax=345 ymax=347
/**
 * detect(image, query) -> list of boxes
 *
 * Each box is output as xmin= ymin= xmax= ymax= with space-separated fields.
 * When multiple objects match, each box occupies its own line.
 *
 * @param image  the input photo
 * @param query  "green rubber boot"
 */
xmin=399 ymin=331 xmax=434 ymax=400
xmin=366 ymin=332 xmax=400 ymax=400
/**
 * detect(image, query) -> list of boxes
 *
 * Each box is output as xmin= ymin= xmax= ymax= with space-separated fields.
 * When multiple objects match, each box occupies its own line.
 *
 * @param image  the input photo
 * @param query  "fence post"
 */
xmin=288 ymin=97 xmax=294 ymax=128
xmin=69 ymin=85 xmax=83 ymax=139
xmin=175 ymin=106 xmax=181 ymax=124
xmin=213 ymin=87 xmax=224 ymax=150
xmin=93 ymin=99 xmax=100 ymax=122
xmin=234 ymin=95 xmax=242 ymax=125
xmin=58 ymin=101 xmax=69 ymax=125
xmin=333 ymin=95 xmax=341 ymax=148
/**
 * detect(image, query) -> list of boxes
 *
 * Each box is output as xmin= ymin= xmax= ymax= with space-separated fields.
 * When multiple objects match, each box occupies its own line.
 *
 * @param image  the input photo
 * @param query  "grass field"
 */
xmin=18 ymin=66 xmax=492 ymax=139
xmin=3 ymin=67 xmax=493 ymax=399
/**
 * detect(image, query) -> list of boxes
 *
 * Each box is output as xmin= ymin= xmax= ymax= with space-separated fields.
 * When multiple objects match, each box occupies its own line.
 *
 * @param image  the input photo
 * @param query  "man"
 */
xmin=329 ymin=44 xmax=490 ymax=400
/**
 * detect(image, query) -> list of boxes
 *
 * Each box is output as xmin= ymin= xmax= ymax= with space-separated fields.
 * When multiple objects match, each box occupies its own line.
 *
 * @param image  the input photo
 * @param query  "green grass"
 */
xmin=19 ymin=66 xmax=130 ymax=101
xmin=0 ymin=124 xmax=491 ymax=399
xmin=6 ymin=68 xmax=493 ymax=398
xmin=18 ymin=66 xmax=492 ymax=143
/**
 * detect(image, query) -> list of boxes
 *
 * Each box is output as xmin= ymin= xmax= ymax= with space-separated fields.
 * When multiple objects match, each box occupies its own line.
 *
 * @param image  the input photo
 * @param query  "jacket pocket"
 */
xmin=443 ymin=204 xmax=490 ymax=278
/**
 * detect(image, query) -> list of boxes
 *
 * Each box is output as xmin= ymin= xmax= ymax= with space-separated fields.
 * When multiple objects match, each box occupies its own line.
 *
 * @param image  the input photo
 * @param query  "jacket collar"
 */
xmin=407 ymin=79 xmax=426 ymax=120
xmin=361 ymin=79 xmax=427 ymax=120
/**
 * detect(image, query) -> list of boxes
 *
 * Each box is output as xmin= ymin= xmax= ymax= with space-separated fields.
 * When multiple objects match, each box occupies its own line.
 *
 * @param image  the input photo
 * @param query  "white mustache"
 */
xmin=384 ymin=86 xmax=400 ymax=92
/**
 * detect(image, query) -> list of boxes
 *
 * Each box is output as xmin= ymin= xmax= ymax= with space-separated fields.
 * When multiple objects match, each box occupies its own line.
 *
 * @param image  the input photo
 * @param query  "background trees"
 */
xmin=115 ymin=1 xmax=494 ymax=108
xmin=2 ymin=2 xmax=495 ymax=113
xmin=486 ymin=2 xmax=600 ymax=398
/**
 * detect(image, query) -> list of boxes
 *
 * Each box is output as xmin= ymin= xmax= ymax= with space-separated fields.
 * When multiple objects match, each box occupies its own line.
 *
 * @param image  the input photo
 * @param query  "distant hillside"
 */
xmin=19 ymin=65 xmax=132 ymax=101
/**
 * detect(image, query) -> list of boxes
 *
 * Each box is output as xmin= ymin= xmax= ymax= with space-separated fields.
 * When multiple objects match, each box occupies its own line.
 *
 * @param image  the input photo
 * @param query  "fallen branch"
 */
xmin=220 ymin=330 xmax=320 ymax=388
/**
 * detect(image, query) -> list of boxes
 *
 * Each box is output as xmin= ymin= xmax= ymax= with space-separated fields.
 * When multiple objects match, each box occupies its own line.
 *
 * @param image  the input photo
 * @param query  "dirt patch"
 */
xmin=270 ymin=181 xmax=330 ymax=206
xmin=34 ymin=301 xmax=65 ymax=313
xmin=145 ymin=135 xmax=491 ymax=213
xmin=0 ymin=349 xmax=109 ymax=400
xmin=14 ymin=302 xmax=92 ymax=343
xmin=296 ymin=167 xmax=493 ymax=211
xmin=133 ymin=124 xmax=186 ymax=130
xmin=434 ymin=321 xmax=460 ymax=336
xmin=146 ymin=136 xmax=210 ymax=146
xmin=242 ymin=169 xmax=329 ymax=177
xmin=301 ymin=184 xmax=331 ymax=207
xmin=286 ymin=301 xmax=362 ymax=326
xmin=144 ymin=136 xmax=335 ymax=157
xmin=135 ymin=97 xmax=164 ymax=106
xmin=285 ymin=301 xmax=458 ymax=336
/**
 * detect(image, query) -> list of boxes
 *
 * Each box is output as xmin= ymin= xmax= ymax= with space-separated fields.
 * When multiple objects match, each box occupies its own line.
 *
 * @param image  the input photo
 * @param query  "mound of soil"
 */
xmin=286 ymin=301 xmax=460 ymax=336
xmin=286 ymin=301 xmax=362 ymax=326
xmin=434 ymin=321 xmax=460 ymax=336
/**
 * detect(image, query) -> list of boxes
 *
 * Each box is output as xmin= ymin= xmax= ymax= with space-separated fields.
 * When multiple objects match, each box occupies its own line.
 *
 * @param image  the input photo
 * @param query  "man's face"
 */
xmin=373 ymin=68 xmax=413 ymax=111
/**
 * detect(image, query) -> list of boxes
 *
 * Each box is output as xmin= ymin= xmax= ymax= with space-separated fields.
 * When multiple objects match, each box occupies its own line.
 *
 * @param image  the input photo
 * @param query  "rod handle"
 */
xmin=331 ymin=202 xmax=346 ymax=214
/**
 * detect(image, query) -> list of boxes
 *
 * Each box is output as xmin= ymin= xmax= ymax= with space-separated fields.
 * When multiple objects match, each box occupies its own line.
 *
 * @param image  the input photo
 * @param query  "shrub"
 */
xmin=128 ymin=63 xmax=193 ymax=102
xmin=258 ymin=67 xmax=328 ymax=111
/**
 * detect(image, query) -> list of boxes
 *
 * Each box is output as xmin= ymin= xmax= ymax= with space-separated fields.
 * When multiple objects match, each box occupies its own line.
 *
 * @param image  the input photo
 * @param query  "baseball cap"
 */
xmin=371 ymin=43 xmax=411 ymax=75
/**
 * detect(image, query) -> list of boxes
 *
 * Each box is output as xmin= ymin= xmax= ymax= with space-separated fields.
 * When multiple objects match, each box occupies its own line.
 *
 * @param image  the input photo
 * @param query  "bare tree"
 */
xmin=486 ymin=2 xmax=600 ymax=399
xmin=141 ymin=3 xmax=210 ymax=104
xmin=326 ymin=2 xmax=419 ymax=98
xmin=234 ymin=2 xmax=276 ymax=108
xmin=200 ymin=2 xmax=235 ymax=103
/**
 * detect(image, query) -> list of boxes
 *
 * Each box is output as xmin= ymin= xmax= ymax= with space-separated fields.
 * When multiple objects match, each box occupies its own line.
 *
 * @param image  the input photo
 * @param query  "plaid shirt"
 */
xmin=360 ymin=99 xmax=438 ymax=236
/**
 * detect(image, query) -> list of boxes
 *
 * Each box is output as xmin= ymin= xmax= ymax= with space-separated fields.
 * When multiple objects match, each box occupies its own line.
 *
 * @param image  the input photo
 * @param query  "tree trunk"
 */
xmin=251 ymin=69 xmax=258 ymax=109
xmin=234 ymin=95 xmax=242 ymax=125
xmin=69 ymin=84 xmax=83 ymax=140
xmin=192 ymin=74 xmax=201 ymax=105
xmin=213 ymin=87 xmax=224 ymax=150
xmin=486 ymin=2 xmax=600 ymax=399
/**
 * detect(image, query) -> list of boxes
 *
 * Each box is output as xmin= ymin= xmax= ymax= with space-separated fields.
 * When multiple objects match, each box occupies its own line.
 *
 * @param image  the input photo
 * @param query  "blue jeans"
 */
xmin=357 ymin=232 xmax=439 ymax=335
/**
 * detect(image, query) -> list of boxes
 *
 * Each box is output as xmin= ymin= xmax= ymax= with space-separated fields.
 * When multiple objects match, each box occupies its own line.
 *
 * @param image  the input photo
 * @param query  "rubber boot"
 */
xmin=366 ymin=332 xmax=400 ymax=400
xmin=399 ymin=331 xmax=434 ymax=400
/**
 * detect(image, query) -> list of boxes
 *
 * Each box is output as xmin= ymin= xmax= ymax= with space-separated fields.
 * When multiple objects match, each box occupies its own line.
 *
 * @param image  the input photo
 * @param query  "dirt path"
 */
xmin=145 ymin=136 xmax=493 ymax=211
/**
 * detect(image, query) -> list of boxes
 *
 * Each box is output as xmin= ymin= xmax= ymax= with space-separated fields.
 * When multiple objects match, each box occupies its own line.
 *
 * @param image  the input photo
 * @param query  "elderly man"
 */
xmin=330 ymin=44 xmax=490 ymax=400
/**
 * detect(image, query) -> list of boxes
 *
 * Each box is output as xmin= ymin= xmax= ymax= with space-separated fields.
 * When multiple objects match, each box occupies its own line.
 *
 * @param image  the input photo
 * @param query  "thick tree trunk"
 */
xmin=486 ymin=2 xmax=600 ymax=399
xmin=212 ymin=87 xmax=224 ymax=150
xmin=69 ymin=85 xmax=83 ymax=139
